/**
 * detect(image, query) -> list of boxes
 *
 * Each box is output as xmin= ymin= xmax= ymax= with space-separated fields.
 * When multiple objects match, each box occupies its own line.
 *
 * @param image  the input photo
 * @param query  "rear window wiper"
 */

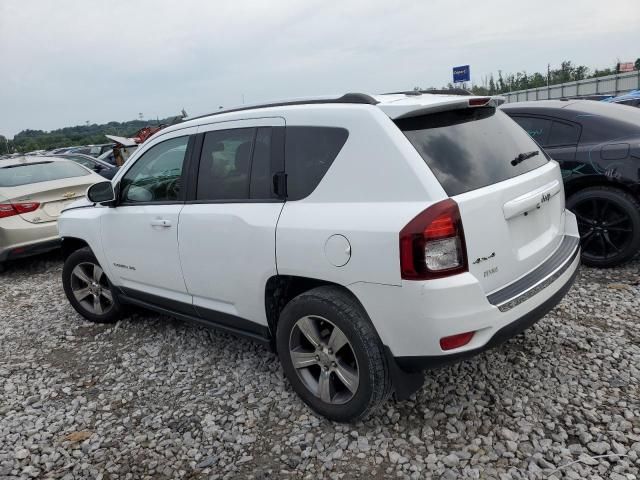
xmin=511 ymin=150 xmax=539 ymax=166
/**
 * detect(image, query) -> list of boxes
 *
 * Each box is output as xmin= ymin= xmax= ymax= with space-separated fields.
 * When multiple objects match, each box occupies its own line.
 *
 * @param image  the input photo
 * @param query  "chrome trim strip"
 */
xmin=488 ymin=236 xmax=580 ymax=312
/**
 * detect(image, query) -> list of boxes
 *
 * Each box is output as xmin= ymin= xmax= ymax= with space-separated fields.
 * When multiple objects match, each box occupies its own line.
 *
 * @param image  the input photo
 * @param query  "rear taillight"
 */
xmin=14 ymin=202 xmax=39 ymax=214
xmin=0 ymin=202 xmax=40 ymax=219
xmin=399 ymin=199 xmax=467 ymax=280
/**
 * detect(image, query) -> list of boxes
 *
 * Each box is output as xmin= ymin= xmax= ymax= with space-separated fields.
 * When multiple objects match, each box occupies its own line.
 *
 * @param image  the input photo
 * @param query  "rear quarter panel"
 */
xmin=276 ymin=106 xmax=447 ymax=287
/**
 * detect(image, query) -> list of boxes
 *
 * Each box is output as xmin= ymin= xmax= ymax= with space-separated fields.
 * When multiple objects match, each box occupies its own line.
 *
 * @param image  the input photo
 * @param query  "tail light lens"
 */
xmin=0 ymin=202 xmax=40 ymax=219
xmin=14 ymin=202 xmax=40 ymax=214
xmin=400 ymin=199 xmax=467 ymax=280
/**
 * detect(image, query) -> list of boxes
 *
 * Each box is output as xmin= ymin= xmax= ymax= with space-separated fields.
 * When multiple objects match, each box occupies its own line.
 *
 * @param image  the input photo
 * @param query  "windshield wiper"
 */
xmin=511 ymin=150 xmax=539 ymax=166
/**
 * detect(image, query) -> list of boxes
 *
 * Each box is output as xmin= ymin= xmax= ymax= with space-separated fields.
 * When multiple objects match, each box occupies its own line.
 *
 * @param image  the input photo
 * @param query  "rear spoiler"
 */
xmin=379 ymin=96 xmax=505 ymax=120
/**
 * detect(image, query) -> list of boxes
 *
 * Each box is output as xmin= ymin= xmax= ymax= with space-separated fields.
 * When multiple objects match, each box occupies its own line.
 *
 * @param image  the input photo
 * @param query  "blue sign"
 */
xmin=453 ymin=65 xmax=470 ymax=83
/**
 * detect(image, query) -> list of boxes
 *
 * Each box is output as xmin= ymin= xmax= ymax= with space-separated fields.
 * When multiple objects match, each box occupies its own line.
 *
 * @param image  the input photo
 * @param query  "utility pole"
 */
xmin=547 ymin=63 xmax=551 ymax=87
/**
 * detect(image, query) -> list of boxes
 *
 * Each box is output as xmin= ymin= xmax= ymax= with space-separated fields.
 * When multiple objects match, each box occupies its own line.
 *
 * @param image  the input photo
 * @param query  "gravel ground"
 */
xmin=0 ymin=252 xmax=639 ymax=480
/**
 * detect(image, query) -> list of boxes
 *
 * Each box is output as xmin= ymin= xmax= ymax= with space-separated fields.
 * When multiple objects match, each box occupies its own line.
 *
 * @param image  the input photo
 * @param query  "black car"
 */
xmin=53 ymin=153 xmax=118 ymax=180
xmin=502 ymin=100 xmax=640 ymax=267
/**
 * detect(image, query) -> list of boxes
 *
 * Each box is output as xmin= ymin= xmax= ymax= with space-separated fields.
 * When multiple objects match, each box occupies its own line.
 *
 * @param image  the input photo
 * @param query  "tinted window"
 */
xmin=548 ymin=121 xmax=580 ymax=146
xmin=120 ymin=136 xmax=188 ymax=203
xmin=571 ymin=102 xmax=640 ymax=143
xmin=397 ymin=108 xmax=549 ymax=196
xmin=0 ymin=160 xmax=90 ymax=187
xmin=285 ymin=127 xmax=348 ymax=200
xmin=249 ymin=127 xmax=273 ymax=199
xmin=197 ymin=128 xmax=254 ymax=200
xmin=511 ymin=116 xmax=552 ymax=145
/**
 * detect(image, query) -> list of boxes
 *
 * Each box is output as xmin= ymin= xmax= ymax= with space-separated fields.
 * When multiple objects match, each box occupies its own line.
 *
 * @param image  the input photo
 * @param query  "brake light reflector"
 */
xmin=440 ymin=331 xmax=475 ymax=350
xmin=399 ymin=199 xmax=467 ymax=280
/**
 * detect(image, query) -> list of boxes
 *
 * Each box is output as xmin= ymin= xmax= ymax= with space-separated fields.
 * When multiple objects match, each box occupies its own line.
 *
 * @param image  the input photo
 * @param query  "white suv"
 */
xmin=59 ymin=91 xmax=580 ymax=422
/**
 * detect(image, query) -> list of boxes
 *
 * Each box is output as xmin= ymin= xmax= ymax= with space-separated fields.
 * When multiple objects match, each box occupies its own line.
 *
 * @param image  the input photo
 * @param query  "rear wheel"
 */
xmin=276 ymin=286 xmax=390 ymax=422
xmin=567 ymin=186 xmax=640 ymax=267
xmin=62 ymin=247 xmax=124 ymax=323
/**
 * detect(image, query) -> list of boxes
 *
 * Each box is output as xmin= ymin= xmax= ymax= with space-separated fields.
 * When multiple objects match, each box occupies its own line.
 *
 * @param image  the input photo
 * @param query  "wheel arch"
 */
xmin=61 ymin=237 xmax=91 ymax=260
xmin=264 ymin=274 xmax=425 ymax=401
xmin=564 ymin=175 xmax=640 ymax=201
xmin=264 ymin=276 xmax=368 ymax=345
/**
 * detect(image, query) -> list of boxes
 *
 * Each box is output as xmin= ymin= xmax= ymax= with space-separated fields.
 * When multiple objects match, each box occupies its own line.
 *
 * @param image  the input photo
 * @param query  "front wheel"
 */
xmin=62 ymin=247 xmax=124 ymax=323
xmin=567 ymin=186 xmax=640 ymax=268
xmin=276 ymin=286 xmax=391 ymax=422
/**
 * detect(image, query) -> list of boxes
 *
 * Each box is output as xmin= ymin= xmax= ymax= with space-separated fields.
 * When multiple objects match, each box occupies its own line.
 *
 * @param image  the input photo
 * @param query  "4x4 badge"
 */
xmin=472 ymin=252 xmax=495 ymax=265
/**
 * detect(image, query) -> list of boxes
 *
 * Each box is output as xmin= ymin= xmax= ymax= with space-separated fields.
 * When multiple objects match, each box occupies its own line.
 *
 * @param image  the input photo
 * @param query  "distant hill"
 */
xmin=3 ymin=116 xmax=180 ymax=153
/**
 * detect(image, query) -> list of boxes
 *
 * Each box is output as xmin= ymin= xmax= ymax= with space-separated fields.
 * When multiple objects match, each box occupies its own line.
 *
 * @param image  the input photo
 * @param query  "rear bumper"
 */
xmin=350 ymin=233 xmax=581 ymax=360
xmin=0 ymin=217 xmax=60 ymax=262
xmin=394 ymin=258 xmax=579 ymax=372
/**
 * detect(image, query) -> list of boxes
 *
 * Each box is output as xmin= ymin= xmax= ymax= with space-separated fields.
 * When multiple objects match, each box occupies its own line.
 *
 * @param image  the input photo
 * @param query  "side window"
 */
xmin=285 ymin=127 xmax=348 ymax=200
xmin=511 ymin=116 xmax=553 ymax=146
xmin=547 ymin=121 xmax=580 ymax=146
xmin=196 ymin=128 xmax=254 ymax=200
xmin=71 ymin=157 xmax=94 ymax=168
xmin=120 ymin=136 xmax=188 ymax=204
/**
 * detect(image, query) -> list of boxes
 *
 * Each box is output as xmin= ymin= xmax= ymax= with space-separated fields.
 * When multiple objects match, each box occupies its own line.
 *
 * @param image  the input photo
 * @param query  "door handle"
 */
xmin=150 ymin=218 xmax=172 ymax=228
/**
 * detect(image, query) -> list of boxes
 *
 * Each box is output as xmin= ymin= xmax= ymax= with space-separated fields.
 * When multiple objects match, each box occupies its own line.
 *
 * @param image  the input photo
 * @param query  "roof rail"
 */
xmin=384 ymin=88 xmax=473 ymax=96
xmin=188 ymin=93 xmax=378 ymax=122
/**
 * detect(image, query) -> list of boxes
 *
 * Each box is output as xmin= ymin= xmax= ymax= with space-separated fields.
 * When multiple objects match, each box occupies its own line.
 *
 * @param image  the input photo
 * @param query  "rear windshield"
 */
xmin=396 ymin=107 xmax=548 ymax=196
xmin=0 ymin=161 xmax=90 ymax=187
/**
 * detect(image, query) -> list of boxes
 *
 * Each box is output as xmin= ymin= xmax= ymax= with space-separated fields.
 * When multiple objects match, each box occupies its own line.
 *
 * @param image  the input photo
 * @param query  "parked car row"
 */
xmin=1 ymin=91 xmax=638 ymax=421
xmin=0 ymin=156 xmax=105 ymax=269
xmin=48 ymin=143 xmax=115 ymax=157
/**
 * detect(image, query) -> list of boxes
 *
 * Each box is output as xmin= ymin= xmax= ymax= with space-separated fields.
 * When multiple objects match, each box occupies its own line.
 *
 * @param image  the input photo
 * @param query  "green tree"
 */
xmin=488 ymin=74 xmax=496 ymax=95
xmin=10 ymin=115 xmax=182 ymax=153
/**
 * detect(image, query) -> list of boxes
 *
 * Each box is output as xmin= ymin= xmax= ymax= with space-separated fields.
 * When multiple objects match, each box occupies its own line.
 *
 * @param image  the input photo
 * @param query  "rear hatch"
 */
xmin=395 ymin=102 xmax=565 ymax=294
xmin=0 ymin=160 xmax=95 ymax=223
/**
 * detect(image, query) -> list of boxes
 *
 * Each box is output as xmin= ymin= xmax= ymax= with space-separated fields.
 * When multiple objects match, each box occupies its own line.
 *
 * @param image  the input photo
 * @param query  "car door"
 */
xmin=101 ymin=128 xmax=196 ymax=311
xmin=178 ymin=118 xmax=285 ymax=336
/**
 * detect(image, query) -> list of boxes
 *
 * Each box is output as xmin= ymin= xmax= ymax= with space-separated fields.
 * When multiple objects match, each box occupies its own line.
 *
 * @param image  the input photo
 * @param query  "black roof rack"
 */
xmin=384 ymin=88 xmax=473 ymax=96
xmin=187 ymin=93 xmax=378 ymax=122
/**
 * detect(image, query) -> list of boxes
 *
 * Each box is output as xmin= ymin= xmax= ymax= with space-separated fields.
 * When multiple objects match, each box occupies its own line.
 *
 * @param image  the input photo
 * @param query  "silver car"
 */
xmin=0 ymin=156 xmax=104 ymax=269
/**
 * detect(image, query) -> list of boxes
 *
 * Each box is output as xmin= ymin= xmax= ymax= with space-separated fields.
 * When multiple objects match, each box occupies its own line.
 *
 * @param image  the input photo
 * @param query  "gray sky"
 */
xmin=1 ymin=0 xmax=638 ymax=138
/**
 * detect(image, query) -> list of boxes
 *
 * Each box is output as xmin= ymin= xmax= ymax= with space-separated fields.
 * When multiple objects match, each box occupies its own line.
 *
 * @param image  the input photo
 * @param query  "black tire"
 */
xmin=567 ymin=186 xmax=640 ymax=268
xmin=276 ymin=286 xmax=390 ymax=422
xmin=62 ymin=247 xmax=124 ymax=323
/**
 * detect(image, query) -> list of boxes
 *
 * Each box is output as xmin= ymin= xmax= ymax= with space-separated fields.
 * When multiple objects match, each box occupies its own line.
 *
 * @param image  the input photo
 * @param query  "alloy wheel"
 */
xmin=289 ymin=315 xmax=360 ymax=405
xmin=70 ymin=262 xmax=114 ymax=315
xmin=572 ymin=197 xmax=634 ymax=261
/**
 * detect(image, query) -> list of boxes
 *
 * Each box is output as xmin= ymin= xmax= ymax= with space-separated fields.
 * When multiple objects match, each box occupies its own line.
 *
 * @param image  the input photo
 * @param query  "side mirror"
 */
xmin=87 ymin=181 xmax=115 ymax=204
